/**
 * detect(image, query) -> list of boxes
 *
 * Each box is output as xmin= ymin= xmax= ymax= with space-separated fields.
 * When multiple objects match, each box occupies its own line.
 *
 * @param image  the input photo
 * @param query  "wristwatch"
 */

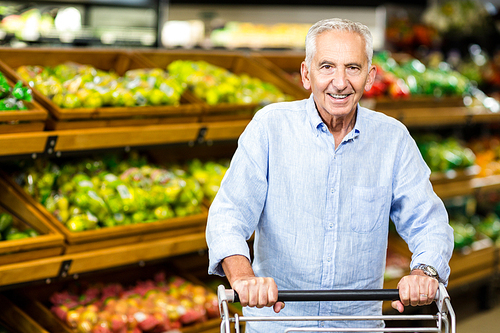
xmin=411 ymin=264 xmax=441 ymax=282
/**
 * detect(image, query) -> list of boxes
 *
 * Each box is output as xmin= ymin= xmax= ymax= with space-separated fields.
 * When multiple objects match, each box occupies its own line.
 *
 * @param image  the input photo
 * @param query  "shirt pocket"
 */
xmin=350 ymin=185 xmax=389 ymax=233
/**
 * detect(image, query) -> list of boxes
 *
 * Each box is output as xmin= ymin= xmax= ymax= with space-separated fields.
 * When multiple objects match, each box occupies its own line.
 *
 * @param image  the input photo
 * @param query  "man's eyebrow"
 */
xmin=318 ymin=60 xmax=334 ymax=66
xmin=346 ymin=62 xmax=362 ymax=67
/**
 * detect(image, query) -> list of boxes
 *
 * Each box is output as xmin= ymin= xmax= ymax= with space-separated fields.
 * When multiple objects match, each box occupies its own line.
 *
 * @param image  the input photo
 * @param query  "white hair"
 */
xmin=304 ymin=18 xmax=373 ymax=69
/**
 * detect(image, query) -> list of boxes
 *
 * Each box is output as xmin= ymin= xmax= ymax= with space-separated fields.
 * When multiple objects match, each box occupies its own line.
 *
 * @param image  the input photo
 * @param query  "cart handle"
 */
xmin=226 ymin=289 xmax=402 ymax=303
xmin=225 ymin=288 xmax=443 ymax=303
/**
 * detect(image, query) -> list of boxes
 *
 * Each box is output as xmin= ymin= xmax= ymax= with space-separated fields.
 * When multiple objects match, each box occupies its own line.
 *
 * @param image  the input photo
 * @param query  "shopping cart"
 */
xmin=217 ymin=283 xmax=455 ymax=333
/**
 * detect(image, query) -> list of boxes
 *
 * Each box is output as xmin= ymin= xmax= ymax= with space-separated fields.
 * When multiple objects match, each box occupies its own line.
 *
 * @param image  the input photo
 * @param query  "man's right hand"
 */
xmin=232 ymin=276 xmax=284 ymax=313
xmin=222 ymin=255 xmax=285 ymax=313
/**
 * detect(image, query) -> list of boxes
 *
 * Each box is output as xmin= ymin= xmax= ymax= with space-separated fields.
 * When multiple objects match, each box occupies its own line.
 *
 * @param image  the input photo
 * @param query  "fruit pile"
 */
xmin=16 ymin=153 xmax=228 ymax=232
xmin=0 ymin=71 xmax=33 ymax=111
xmin=16 ymin=64 xmax=184 ymax=109
xmin=468 ymin=135 xmax=500 ymax=177
xmin=450 ymin=213 xmax=500 ymax=250
xmin=0 ymin=211 xmax=40 ymax=241
xmin=49 ymin=272 xmax=219 ymax=333
xmin=415 ymin=134 xmax=476 ymax=173
xmin=167 ymin=60 xmax=292 ymax=105
xmin=365 ymin=51 xmax=472 ymax=99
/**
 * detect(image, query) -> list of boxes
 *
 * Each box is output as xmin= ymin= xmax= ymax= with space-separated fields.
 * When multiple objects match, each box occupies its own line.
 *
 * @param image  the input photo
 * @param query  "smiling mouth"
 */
xmin=327 ymin=93 xmax=352 ymax=99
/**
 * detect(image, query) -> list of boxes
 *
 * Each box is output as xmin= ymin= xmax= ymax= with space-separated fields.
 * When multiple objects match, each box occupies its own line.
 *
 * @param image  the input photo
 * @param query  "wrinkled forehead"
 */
xmin=313 ymin=31 xmax=368 ymax=63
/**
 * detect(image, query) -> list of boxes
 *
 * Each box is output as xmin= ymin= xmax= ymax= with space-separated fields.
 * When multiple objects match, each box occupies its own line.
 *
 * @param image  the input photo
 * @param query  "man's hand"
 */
xmin=392 ymin=269 xmax=439 ymax=313
xmin=222 ymin=255 xmax=285 ymax=313
xmin=232 ymin=276 xmax=284 ymax=313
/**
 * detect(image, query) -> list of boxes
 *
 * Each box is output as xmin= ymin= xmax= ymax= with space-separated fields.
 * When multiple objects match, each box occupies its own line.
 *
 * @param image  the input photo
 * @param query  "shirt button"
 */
xmin=330 ymin=188 xmax=334 ymax=194
xmin=327 ymin=257 xmax=332 ymax=262
xmin=329 ymin=223 xmax=333 ymax=228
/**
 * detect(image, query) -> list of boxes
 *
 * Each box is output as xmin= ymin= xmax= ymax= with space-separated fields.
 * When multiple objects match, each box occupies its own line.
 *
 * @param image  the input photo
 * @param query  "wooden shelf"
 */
xmin=0 ymin=131 xmax=50 ymax=157
xmin=381 ymin=105 xmax=500 ymax=127
xmin=0 ymin=231 xmax=207 ymax=288
xmin=471 ymin=174 xmax=500 ymax=193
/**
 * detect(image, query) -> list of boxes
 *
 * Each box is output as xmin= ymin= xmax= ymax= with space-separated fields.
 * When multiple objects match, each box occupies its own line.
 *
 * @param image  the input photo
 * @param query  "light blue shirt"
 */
xmin=206 ymin=95 xmax=454 ymax=332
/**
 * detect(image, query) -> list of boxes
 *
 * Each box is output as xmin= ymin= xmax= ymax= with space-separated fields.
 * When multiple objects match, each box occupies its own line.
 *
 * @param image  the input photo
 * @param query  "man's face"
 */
xmin=301 ymin=30 xmax=376 ymax=119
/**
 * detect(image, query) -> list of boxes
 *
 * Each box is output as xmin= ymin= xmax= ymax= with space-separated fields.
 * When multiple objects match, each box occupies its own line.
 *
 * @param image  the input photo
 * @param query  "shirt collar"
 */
xmin=306 ymin=94 xmax=363 ymax=140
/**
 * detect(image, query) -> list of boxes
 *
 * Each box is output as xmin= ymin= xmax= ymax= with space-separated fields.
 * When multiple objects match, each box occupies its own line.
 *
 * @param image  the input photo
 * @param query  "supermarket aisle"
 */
xmin=451 ymin=281 xmax=500 ymax=333
xmin=457 ymin=305 xmax=500 ymax=332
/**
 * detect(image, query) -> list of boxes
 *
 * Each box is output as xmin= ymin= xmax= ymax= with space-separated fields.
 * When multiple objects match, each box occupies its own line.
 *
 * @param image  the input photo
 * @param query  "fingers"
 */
xmin=397 ymin=274 xmax=439 ymax=309
xmin=232 ymin=277 xmax=279 ymax=309
xmin=274 ymin=301 xmax=285 ymax=313
xmin=391 ymin=300 xmax=404 ymax=313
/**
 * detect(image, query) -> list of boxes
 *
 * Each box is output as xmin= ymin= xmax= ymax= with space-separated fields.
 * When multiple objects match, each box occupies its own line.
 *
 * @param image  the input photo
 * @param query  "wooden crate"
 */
xmin=251 ymin=50 xmax=307 ymax=94
xmin=388 ymin=233 xmax=498 ymax=290
xmin=7 ymin=264 xmax=237 ymax=333
xmin=0 ymin=48 xmax=203 ymax=129
xmin=0 ymin=294 xmax=50 ymax=333
xmin=1 ymin=173 xmax=208 ymax=254
xmin=0 ymin=59 xmax=48 ymax=134
xmin=133 ymin=49 xmax=310 ymax=122
xmin=0 ymin=177 xmax=64 ymax=265
xmin=448 ymin=241 xmax=498 ymax=289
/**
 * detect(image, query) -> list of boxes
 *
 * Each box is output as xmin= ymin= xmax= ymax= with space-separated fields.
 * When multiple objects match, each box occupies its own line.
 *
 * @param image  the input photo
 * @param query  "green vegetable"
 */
xmin=6 ymin=232 xmax=29 ymax=240
xmin=0 ymin=213 xmax=13 ymax=232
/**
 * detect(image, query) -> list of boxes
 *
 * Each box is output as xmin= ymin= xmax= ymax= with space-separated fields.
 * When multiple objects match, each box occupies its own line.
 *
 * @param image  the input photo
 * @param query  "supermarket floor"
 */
xmin=450 ymin=279 xmax=500 ymax=332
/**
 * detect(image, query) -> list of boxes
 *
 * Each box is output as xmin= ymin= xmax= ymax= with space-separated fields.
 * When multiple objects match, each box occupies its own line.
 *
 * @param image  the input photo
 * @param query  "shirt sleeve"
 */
xmin=390 ymin=132 xmax=454 ymax=284
xmin=205 ymin=116 xmax=269 ymax=277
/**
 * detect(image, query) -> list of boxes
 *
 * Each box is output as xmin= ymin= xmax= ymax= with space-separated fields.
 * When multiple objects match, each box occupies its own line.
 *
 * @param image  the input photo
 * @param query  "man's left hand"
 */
xmin=392 ymin=270 xmax=439 ymax=313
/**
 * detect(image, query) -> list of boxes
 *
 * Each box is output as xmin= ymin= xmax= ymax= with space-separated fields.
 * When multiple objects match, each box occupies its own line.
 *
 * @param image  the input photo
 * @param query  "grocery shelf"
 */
xmin=202 ymin=120 xmax=250 ymax=142
xmin=65 ymin=231 xmax=207 ymax=275
xmin=0 ymin=231 xmax=207 ymax=288
xmin=0 ymin=131 xmax=50 ymax=158
xmin=381 ymin=105 xmax=500 ymax=127
xmin=471 ymin=174 xmax=500 ymax=193
xmin=52 ymin=123 xmax=204 ymax=152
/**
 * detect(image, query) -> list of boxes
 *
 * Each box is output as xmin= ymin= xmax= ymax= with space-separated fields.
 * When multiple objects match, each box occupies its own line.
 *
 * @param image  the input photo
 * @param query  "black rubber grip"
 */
xmin=233 ymin=289 xmax=400 ymax=303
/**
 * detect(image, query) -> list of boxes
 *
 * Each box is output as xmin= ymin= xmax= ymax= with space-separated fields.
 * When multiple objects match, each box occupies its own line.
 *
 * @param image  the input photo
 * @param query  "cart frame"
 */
xmin=217 ymin=283 xmax=455 ymax=333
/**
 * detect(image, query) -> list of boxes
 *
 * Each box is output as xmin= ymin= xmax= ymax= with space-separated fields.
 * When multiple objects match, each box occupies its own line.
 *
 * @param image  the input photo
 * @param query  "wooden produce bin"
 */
xmin=6 ymin=263 xmax=238 ymax=333
xmin=0 ymin=176 xmax=64 ymax=266
xmin=1 ymin=174 xmax=208 ymax=254
xmin=0 ymin=294 xmax=50 ymax=333
xmin=0 ymin=59 xmax=48 ymax=134
xmin=0 ymin=48 xmax=203 ymax=130
xmin=431 ymin=166 xmax=480 ymax=199
xmin=448 ymin=241 xmax=498 ymax=289
xmin=134 ymin=49 xmax=310 ymax=122
xmin=388 ymin=232 xmax=498 ymax=290
xmin=251 ymin=51 xmax=306 ymax=93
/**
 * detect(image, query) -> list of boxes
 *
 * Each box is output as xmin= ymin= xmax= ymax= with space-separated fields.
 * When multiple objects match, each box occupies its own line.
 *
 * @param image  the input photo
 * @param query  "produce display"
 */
xmin=15 ymin=153 xmax=228 ymax=232
xmin=0 ymin=211 xmax=40 ymax=241
xmin=450 ymin=213 xmax=500 ymax=250
xmin=365 ymin=51 xmax=472 ymax=99
xmin=415 ymin=134 xmax=476 ymax=173
xmin=16 ymin=64 xmax=184 ymax=109
xmin=49 ymin=272 xmax=219 ymax=333
xmin=0 ymin=71 xmax=33 ymax=111
xmin=468 ymin=135 xmax=500 ymax=177
xmin=167 ymin=60 xmax=292 ymax=105
xmin=187 ymin=158 xmax=228 ymax=204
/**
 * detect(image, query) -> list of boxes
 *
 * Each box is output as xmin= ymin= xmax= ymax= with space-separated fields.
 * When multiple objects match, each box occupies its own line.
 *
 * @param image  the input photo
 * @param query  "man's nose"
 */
xmin=331 ymin=70 xmax=348 ymax=90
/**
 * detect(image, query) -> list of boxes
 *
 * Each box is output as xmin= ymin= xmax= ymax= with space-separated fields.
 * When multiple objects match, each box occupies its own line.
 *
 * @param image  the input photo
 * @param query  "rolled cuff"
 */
xmin=207 ymin=233 xmax=252 ymax=277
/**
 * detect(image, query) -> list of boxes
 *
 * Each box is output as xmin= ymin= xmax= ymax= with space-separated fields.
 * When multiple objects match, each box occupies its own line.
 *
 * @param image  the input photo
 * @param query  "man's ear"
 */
xmin=300 ymin=61 xmax=311 ymax=91
xmin=364 ymin=65 xmax=377 ymax=91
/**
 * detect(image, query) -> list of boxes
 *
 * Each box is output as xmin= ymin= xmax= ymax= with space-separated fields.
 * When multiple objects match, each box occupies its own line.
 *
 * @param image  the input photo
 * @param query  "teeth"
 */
xmin=328 ymin=93 xmax=349 ymax=99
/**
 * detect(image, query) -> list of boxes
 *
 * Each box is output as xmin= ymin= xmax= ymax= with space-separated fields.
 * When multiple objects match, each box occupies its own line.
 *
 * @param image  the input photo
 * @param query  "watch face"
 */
xmin=426 ymin=265 xmax=437 ymax=276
